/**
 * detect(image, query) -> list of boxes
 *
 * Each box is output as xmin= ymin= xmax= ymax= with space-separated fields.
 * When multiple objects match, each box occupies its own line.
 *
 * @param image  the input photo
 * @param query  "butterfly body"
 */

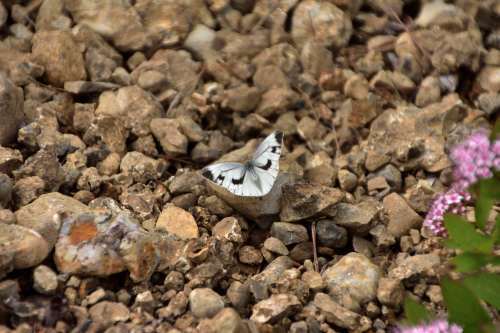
xmin=201 ymin=131 xmax=284 ymax=197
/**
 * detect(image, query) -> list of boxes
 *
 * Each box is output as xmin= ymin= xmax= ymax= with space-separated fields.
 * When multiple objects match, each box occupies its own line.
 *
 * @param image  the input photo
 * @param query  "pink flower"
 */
xmin=449 ymin=131 xmax=499 ymax=191
xmin=394 ymin=319 xmax=463 ymax=333
xmin=423 ymin=188 xmax=471 ymax=237
xmin=424 ymin=130 xmax=499 ymax=237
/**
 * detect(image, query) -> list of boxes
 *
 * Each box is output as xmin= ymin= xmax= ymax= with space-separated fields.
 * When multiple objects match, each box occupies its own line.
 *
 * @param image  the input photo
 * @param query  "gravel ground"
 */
xmin=0 ymin=0 xmax=499 ymax=332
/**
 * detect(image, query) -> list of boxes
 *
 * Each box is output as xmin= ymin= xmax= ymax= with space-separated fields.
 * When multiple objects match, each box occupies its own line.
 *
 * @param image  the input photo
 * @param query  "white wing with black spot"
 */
xmin=201 ymin=131 xmax=284 ymax=197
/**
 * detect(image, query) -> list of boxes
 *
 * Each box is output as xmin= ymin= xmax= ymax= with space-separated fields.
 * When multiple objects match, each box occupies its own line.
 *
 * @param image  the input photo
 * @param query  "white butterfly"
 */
xmin=201 ymin=131 xmax=284 ymax=197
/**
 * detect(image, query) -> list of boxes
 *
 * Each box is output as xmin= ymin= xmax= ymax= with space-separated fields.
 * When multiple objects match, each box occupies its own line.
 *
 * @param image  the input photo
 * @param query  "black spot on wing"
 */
xmin=216 ymin=174 xmax=225 ymax=184
xmin=202 ymin=169 xmax=214 ymax=181
xmin=232 ymin=176 xmax=244 ymax=185
xmin=258 ymin=159 xmax=273 ymax=170
xmin=271 ymin=146 xmax=280 ymax=154
xmin=274 ymin=131 xmax=284 ymax=144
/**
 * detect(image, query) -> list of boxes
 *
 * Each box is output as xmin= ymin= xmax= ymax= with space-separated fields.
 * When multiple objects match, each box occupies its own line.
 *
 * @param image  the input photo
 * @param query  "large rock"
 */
xmin=291 ymin=0 xmax=352 ymax=50
xmin=131 ymin=49 xmax=201 ymax=95
xmin=280 ymin=183 xmax=344 ymax=221
xmin=365 ymin=97 xmax=466 ymax=172
xmin=0 ymin=147 xmax=23 ymax=175
xmin=13 ymin=148 xmax=66 ymax=191
xmin=15 ymin=192 xmax=90 ymax=249
xmin=89 ymin=301 xmax=130 ymax=328
xmin=54 ymin=211 xmax=159 ymax=281
xmin=189 ymin=288 xmax=225 ymax=318
xmin=322 ymin=253 xmax=381 ymax=310
xmin=332 ymin=200 xmax=379 ymax=234
xmin=150 ymin=118 xmax=189 ymax=156
xmin=389 ymin=254 xmax=441 ymax=280
xmin=314 ymin=293 xmax=368 ymax=330
xmin=197 ymin=308 xmax=249 ymax=333
xmin=32 ymin=30 xmax=87 ymax=87
xmin=156 ymin=204 xmax=199 ymax=240
xmin=0 ymin=223 xmax=50 ymax=277
xmin=270 ymin=222 xmax=309 ymax=246
xmin=0 ymin=74 xmax=24 ymax=145
xmin=65 ymin=0 xmax=149 ymax=52
xmin=383 ymin=193 xmax=422 ymax=238
xmin=96 ymin=86 xmax=163 ymax=137
xmin=250 ymin=294 xmax=301 ymax=324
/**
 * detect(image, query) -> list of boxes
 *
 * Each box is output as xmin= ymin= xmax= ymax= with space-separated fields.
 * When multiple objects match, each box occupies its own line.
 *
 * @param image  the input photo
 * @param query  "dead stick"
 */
xmin=312 ymin=221 xmax=319 ymax=272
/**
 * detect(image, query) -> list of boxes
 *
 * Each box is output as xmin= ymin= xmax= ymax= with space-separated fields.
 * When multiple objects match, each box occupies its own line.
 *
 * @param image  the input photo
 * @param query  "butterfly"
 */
xmin=201 ymin=131 xmax=284 ymax=197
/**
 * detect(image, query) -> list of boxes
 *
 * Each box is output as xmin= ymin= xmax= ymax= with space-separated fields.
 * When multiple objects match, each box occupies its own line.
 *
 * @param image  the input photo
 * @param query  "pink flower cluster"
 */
xmin=449 ymin=130 xmax=499 ymax=190
xmin=424 ymin=130 xmax=499 ymax=237
xmin=394 ymin=319 xmax=463 ymax=333
xmin=423 ymin=188 xmax=471 ymax=237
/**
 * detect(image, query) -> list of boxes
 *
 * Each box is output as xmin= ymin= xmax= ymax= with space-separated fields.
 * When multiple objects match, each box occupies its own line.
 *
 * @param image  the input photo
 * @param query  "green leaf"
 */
xmin=442 ymin=277 xmax=491 ymax=333
xmin=491 ymin=256 xmax=500 ymax=266
xmin=452 ymin=253 xmax=493 ymax=272
xmin=444 ymin=214 xmax=494 ymax=253
xmin=403 ymin=297 xmax=431 ymax=325
xmin=492 ymin=118 xmax=500 ymax=140
xmin=493 ymin=216 xmax=500 ymax=245
xmin=478 ymin=178 xmax=500 ymax=201
xmin=475 ymin=196 xmax=493 ymax=230
xmin=463 ymin=273 xmax=500 ymax=310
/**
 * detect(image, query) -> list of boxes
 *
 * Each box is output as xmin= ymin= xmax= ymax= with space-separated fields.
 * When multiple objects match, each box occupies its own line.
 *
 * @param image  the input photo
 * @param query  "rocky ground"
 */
xmin=0 ymin=0 xmax=499 ymax=332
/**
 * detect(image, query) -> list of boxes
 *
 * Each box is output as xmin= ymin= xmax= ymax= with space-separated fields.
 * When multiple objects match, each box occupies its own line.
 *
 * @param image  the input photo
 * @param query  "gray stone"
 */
xmin=197 ymin=308 xmax=249 ymax=333
xmin=263 ymin=237 xmax=289 ymax=256
xmin=338 ymin=169 xmax=358 ymax=192
xmin=389 ymin=254 xmax=441 ymax=280
xmin=377 ymin=277 xmax=404 ymax=307
xmin=120 ymin=152 xmax=165 ymax=183
xmin=314 ymin=293 xmax=367 ymax=330
xmin=227 ymin=281 xmax=250 ymax=313
xmin=15 ymin=192 xmax=90 ymax=249
xmin=189 ymin=288 xmax=224 ymax=318
xmin=383 ymin=193 xmax=422 ymax=238
xmin=32 ymin=30 xmax=87 ymax=87
xmin=250 ymin=294 xmax=301 ymax=324
xmin=0 ymin=74 xmax=24 ymax=145
xmin=271 ymin=222 xmax=309 ymax=246
xmin=239 ymin=246 xmax=263 ymax=265
xmin=164 ymin=271 xmax=185 ymax=291
xmin=64 ymin=81 xmax=120 ymax=94
xmin=292 ymin=0 xmax=352 ymax=50
xmin=280 ymin=183 xmax=344 ymax=222
xmin=96 ymin=86 xmax=163 ymax=137
xmin=0 ymin=147 xmax=23 ymax=175
xmin=89 ymin=301 xmax=130 ymax=328
xmin=0 ymin=223 xmax=50 ymax=276
xmin=33 ymin=265 xmax=58 ymax=295
xmin=250 ymin=256 xmax=295 ymax=287
xmin=333 ymin=200 xmax=379 ymax=234
xmin=0 ymin=2 xmax=6 ymax=29
xmin=0 ymin=173 xmax=12 ymax=208
xmin=301 ymin=271 xmax=325 ymax=291
xmin=316 ymin=220 xmax=348 ymax=248
xmin=322 ymin=253 xmax=381 ymax=310
xmin=374 ymin=164 xmax=402 ymax=191
xmin=212 ymin=217 xmax=243 ymax=243
xmin=150 ymin=118 xmax=188 ymax=155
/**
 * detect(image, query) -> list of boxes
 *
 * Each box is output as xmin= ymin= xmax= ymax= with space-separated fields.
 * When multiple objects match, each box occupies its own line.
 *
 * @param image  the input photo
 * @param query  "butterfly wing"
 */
xmin=246 ymin=131 xmax=284 ymax=196
xmin=202 ymin=131 xmax=284 ymax=197
xmin=202 ymin=162 xmax=248 ymax=196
